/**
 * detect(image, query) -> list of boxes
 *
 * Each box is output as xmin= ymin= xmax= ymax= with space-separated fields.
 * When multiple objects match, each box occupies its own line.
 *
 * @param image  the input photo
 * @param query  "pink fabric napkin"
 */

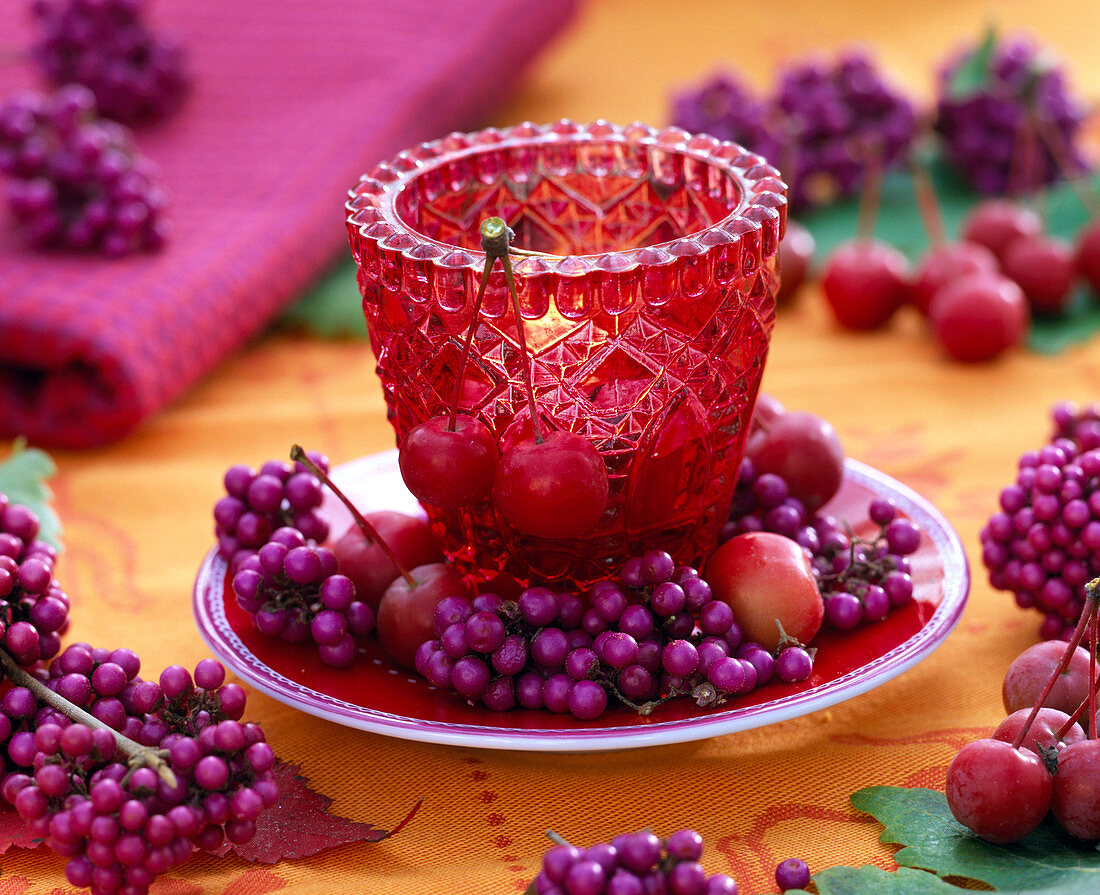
xmin=0 ymin=0 xmax=577 ymax=448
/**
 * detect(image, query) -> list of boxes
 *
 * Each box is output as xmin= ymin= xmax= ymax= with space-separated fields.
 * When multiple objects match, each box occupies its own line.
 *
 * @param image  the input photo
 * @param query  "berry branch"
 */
xmin=0 ymin=645 xmax=177 ymax=787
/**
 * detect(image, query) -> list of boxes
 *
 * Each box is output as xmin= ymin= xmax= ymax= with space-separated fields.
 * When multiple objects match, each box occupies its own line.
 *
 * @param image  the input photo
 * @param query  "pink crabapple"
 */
xmin=704 ymin=531 xmax=824 ymax=652
xmin=928 ymin=271 xmax=1028 ymax=362
xmin=376 ymin=562 xmax=471 ymax=670
xmin=1002 ymin=639 xmax=1092 ymax=716
xmin=331 ymin=511 xmax=443 ymax=612
xmin=960 ymin=199 xmax=1043 ymax=261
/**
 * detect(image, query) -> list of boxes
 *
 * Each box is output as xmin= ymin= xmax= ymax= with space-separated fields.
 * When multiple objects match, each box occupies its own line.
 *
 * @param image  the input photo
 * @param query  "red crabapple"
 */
xmin=960 ymin=199 xmax=1042 ymax=261
xmin=1002 ymin=639 xmax=1092 ymax=716
xmin=1001 ymin=234 xmax=1077 ymax=316
xmin=945 ymin=738 xmax=1052 ymax=844
xmin=745 ymin=410 xmax=845 ymax=512
xmin=493 ymin=431 xmax=608 ymax=539
xmin=376 ymin=562 xmax=471 ymax=669
xmin=909 ymin=240 xmax=998 ymax=316
xmin=777 ymin=220 xmax=815 ymax=306
xmin=1052 ymin=739 xmax=1100 ymax=840
xmin=929 ymin=271 xmax=1028 ymax=362
xmin=821 ymin=240 xmax=910 ymax=330
xmin=332 ymin=511 xmax=443 ymax=611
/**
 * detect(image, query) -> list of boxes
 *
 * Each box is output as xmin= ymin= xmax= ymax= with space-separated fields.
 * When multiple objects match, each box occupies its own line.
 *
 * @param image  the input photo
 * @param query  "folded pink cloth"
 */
xmin=0 ymin=0 xmax=577 ymax=447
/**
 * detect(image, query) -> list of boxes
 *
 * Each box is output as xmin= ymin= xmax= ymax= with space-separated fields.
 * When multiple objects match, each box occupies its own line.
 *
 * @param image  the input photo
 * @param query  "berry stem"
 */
xmin=1012 ymin=580 xmax=1100 ymax=749
xmin=290 ymin=445 xmax=416 ymax=588
xmin=545 ymin=829 xmax=572 ymax=847
xmin=0 ymin=646 xmax=177 ymax=787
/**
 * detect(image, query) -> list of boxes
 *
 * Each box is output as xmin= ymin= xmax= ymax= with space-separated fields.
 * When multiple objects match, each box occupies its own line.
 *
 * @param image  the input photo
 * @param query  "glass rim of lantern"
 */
xmin=345 ymin=119 xmax=787 ymax=277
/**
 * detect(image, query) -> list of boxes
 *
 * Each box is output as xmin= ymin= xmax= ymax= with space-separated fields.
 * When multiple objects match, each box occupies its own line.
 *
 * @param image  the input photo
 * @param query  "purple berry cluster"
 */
xmin=671 ymin=50 xmax=916 ymax=209
xmin=214 ymin=452 xmax=330 ymax=570
xmin=533 ymin=829 xmax=739 ymax=895
xmin=415 ymin=549 xmax=815 ymax=722
xmin=0 ymin=84 xmax=166 ymax=255
xmin=0 ymin=493 xmax=69 ymax=667
xmin=30 ymin=0 xmax=189 ymax=126
xmin=722 ymin=459 xmax=918 ymax=631
xmin=935 ymin=32 xmax=1089 ymax=195
xmin=981 ymin=402 xmax=1100 ymax=640
xmin=1 ymin=649 xmax=276 ymax=895
xmin=231 ymin=527 xmax=375 ymax=668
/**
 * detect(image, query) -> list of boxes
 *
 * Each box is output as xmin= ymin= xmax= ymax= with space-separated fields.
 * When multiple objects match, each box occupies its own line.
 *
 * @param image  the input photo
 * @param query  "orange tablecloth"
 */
xmin=7 ymin=0 xmax=1100 ymax=891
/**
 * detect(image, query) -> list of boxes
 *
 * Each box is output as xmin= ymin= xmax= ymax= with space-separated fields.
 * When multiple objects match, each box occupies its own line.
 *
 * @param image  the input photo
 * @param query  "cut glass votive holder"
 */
xmin=346 ymin=120 xmax=786 ymax=590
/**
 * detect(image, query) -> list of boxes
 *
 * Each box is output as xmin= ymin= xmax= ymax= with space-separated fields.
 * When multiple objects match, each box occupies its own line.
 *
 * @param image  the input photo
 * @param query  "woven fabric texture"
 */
xmin=0 ymin=0 xmax=577 ymax=448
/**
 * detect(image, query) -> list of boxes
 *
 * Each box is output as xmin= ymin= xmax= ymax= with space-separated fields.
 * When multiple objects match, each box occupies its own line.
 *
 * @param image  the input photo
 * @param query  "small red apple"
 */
xmin=744 ymin=410 xmax=845 ymax=512
xmin=1002 ymin=639 xmax=1091 ymax=716
xmin=376 ymin=562 xmax=471 ymax=670
xmin=332 ymin=511 xmax=443 ymax=611
xmin=776 ymin=220 xmax=815 ymax=306
xmin=704 ymin=532 xmax=823 ymax=652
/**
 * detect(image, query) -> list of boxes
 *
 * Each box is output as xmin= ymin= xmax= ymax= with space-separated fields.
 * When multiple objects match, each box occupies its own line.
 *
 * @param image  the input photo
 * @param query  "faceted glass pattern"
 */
xmin=346 ymin=120 xmax=786 ymax=589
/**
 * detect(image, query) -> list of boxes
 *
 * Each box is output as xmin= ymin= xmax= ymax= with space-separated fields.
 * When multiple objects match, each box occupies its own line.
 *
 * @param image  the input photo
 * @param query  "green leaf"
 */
xmin=0 ymin=438 xmax=62 ymax=550
xmin=790 ymin=865 xmax=963 ymax=895
xmin=280 ymin=260 xmax=368 ymax=339
xmin=945 ymin=26 xmax=998 ymax=100
xmin=852 ymin=786 xmax=1100 ymax=893
xmin=797 ymin=157 xmax=1100 ymax=354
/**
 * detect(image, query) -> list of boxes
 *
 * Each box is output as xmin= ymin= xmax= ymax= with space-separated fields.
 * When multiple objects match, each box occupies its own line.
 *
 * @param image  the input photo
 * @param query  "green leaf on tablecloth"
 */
xmin=788 ymin=865 xmax=963 ymax=895
xmin=0 ymin=438 xmax=62 ymax=550
xmin=1030 ymin=284 xmax=1100 ymax=354
xmin=281 ymin=260 xmax=368 ymax=339
xmin=851 ymin=785 xmax=1100 ymax=893
xmin=797 ymin=157 xmax=1100 ymax=353
xmin=944 ymin=25 xmax=997 ymax=99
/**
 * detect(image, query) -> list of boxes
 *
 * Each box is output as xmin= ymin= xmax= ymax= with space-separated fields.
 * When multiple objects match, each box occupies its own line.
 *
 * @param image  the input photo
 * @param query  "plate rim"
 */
xmin=193 ymin=453 xmax=970 ymax=752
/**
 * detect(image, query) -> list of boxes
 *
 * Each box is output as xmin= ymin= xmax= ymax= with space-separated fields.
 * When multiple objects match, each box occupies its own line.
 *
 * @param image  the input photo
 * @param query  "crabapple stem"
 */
xmin=909 ymin=155 xmax=946 ymax=247
xmin=1012 ymin=580 xmax=1100 ymax=750
xmin=449 ymin=219 xmax=512 ymax=432
xmin=1056 ymin=665 xmax=1100 ymax=739
xmin=290 ymin=444 xmax=416 ymax=588
xmin=0 ymin=647 xmax=178 ymax=788
xmin=855 ymin=141 xmax=884 ymax=243
xmin=1031 ymin=109 xmax=1100 ymax=219
xmin=1090 ymin=605 xmax=1097 ymax=739
xmin=1007 ymin=114 xmax=1044 ymax=202
xmin=490 ymin=220 xmax=544 ymax=445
